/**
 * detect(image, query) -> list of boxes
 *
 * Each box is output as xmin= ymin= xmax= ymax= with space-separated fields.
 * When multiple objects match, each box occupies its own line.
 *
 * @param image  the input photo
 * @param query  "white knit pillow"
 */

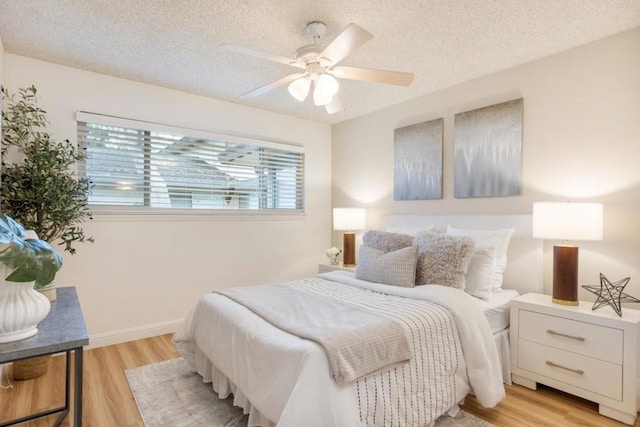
xmin=414 ymin=231 xmax=475 ymax=289
xmin=356 ymin=245 xmax=418 ymax=287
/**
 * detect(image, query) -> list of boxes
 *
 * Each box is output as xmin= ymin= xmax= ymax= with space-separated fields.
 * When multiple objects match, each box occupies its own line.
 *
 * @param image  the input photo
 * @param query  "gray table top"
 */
xmin=0 ymin=287 xmax=89 ymax=363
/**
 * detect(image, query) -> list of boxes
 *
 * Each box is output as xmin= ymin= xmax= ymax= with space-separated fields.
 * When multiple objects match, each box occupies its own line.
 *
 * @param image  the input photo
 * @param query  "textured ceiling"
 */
xmin=1 ymin=1 xmax=639 ymax=124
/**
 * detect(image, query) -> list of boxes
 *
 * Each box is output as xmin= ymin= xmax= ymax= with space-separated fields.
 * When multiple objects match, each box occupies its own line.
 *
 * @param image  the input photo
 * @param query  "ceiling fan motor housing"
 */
xmin=294 ymin=45 xmax=323 ymax=65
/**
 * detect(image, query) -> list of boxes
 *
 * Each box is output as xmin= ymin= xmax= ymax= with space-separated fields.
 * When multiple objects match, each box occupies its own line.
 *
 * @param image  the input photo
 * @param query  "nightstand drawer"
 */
xmin=519 ymin=309 xmax=623 ymax=364
xmin=518 ymin=340 xmax=622 ymax=400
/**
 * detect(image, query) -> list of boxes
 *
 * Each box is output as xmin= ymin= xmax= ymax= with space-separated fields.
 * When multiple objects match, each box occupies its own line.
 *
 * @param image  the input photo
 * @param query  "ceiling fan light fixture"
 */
xmin=313 ymin=94 xmax=332 ymax=106
xmin=313 ymin=74 xmax=339 ymax=106
xmin=288 ymin=76 xmax=311 ymax=102
xmin=316 ymin=74 xmax=339 ymax=97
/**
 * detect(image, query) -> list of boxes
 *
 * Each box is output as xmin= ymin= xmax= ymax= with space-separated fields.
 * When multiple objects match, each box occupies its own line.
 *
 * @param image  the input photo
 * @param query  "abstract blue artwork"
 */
xmin=454 ymin=98 xmax=523 ymax=198
xmin=394 ymin=118 xmax=443 ymax=200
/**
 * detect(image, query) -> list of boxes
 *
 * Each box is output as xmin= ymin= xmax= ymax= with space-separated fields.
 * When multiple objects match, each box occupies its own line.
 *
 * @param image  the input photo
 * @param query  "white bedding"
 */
xmin=316 ymin=271 xmax=519 ymax=335
xmin=476 ymin=289 xmax=519 ymax=334
xmin=317 ymin=272 xmax=518 ymax=383
xmin=217 ymin=279 xmax=413 ymax=385
xmin=173 ymin=271 xmax=505 ymax=426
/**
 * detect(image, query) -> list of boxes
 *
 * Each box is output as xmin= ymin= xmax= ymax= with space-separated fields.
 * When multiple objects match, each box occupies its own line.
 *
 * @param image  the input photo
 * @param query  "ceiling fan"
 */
xmin=219 ymin=21 xmax=414 ymax=114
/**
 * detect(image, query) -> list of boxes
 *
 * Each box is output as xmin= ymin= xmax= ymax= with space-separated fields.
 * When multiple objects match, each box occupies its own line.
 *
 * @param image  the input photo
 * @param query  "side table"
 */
xmin=318 ymin=263 xmax=357 ymax=274
xmin=0 ymin=287 xmax=89 ymax=426
xmin=510 ymin=292 xmax=640 ymax=425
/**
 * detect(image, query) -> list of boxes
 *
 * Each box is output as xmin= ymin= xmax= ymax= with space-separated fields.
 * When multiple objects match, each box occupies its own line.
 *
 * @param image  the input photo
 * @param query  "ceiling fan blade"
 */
xmin=320 ymin=23 xmax=373 ymax=66
xmin=219 ymin=44 xmax=305 ymax=69
xmin=325 ymin=96 xmax=344 ymax=114
xmin=332 ymin=66 xmax=414 ymax=86
xmin=239 ymin=73 xmax=306 ymax=99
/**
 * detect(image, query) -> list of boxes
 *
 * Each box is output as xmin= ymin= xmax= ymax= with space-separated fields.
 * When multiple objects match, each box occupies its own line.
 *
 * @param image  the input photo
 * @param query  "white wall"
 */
xmin=3 ymin=54 xmax=332 ymax=346
xmin=332 ymin=28 xmax=640 ymax=302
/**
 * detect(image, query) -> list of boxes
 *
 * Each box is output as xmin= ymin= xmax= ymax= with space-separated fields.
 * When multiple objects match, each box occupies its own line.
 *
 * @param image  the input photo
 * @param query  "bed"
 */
xmin=174 ymin=214 xmax=543 ymax=427
xmin=382 ymin=214 xmax=543 ymax=387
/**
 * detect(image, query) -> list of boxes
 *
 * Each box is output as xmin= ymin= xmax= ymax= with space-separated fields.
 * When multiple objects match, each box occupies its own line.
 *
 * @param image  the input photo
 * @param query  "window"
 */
xmin=76 ymin=112 xmax=304 ymax=213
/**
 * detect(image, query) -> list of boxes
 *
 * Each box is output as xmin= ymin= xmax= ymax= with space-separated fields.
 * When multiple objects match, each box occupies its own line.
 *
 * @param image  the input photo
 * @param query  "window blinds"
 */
xmin=76 ymin=112 xmax=304 ymax=212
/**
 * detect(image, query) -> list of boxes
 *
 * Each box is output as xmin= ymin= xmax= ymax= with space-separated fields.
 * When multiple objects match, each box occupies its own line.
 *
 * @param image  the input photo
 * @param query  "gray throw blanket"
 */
xmin=217 ymin=279 xmax=412 ymax=385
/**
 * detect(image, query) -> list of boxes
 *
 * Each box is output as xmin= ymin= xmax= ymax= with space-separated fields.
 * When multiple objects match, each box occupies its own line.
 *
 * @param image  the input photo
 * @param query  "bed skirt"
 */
xmin=494 ymin=328 xmax=512 ymax=385
xmin=194 ymin=347 xmax=277 ymax=427
xmin=190 ymin=328 xmax=511 ymax=427
xmin=193 ymin=346 xmax=467 ymax=427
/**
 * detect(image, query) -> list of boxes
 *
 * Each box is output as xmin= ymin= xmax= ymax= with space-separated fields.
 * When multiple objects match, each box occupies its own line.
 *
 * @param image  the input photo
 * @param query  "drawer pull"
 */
xmin=545 ymin=360 xmax=584 ymax=375
xmin=546 ymin=329 xmax=585 ymax=342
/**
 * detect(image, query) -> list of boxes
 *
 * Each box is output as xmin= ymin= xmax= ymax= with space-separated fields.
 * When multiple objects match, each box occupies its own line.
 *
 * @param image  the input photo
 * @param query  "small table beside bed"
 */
xmin=173 ymin=214 xmax=543 ymax=427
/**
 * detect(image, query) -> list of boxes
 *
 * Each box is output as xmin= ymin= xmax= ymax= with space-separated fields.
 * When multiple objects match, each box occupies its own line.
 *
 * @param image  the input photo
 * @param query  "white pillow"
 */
xmin=462 ymin=243 xmax=496 ymax=300
xmin=446 ymin=225 xmax=515 ymax=292
xmin=356 ymin=245 xmax=418 ymax=288
xmin=385 ymin=225 xmax=436 ymax=236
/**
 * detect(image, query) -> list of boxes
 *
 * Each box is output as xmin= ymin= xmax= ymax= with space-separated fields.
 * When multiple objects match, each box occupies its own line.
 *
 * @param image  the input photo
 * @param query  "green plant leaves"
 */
xmin=0 ymin=213 xmax=63 ymax=286
xmin=1 ymin=85 xmax=93 ymax=254
xmin=0 ymin=213 xmax=27 ymax=244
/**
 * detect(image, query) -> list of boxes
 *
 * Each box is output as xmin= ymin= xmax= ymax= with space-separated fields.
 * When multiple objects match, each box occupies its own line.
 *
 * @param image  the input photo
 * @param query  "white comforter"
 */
xmin=173 ymin=271 xmax=504 ymax=426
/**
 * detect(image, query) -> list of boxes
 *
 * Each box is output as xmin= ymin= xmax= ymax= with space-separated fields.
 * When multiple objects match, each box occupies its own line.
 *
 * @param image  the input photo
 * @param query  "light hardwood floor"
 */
xmin=0 ymin=333 xmax=637 ymax=426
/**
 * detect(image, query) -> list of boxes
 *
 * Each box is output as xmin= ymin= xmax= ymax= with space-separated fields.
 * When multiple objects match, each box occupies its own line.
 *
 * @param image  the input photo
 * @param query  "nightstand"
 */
xmin=510 ymin=293 xmax=640 ymax=425
xmin=318 ymin=263 xmax=357 ymax=274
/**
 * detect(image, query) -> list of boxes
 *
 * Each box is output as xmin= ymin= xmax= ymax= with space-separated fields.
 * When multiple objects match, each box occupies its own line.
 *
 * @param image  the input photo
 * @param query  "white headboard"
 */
xmin=381 ymin=214 xmax=543 ymax=295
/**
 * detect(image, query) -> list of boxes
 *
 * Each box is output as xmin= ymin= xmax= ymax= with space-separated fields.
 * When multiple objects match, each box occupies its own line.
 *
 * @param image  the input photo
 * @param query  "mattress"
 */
xmin=475 ymin=289 xmax=519 ymax=334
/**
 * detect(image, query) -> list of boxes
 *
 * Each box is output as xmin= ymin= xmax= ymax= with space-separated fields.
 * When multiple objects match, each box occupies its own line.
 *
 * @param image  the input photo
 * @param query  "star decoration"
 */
xmin=582 ymin=273 xmax=640 ymax=317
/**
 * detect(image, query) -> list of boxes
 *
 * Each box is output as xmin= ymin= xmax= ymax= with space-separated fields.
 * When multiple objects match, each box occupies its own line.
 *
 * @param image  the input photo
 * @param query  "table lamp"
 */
xmin=333 ymin=208 xmax=366 ymax=267
xmin=532 ymin=202 xmax=603 ymax=305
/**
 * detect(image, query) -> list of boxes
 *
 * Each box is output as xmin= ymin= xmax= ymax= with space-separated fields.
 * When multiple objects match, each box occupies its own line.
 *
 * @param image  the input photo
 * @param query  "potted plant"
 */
xmin=1 ymin=85 xmax=93 ymax=379
xmin=0 ymin=212 xmax=62 ymax=343
xmin=1 ymin=85 xmax=94 ymax=299
xmin=325 ymin=246 xmax=342 ymax=265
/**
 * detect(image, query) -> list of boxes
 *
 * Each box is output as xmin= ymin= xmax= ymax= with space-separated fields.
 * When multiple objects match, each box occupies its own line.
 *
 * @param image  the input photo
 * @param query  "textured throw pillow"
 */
xmin=446 ymin=226 xmax=514 ymax=292
xmin=356 ymin=245 xmax=418 ymax=287
xmin=362 ymin=230 xmax=414 ymax=253
xmin=414 ymin=231 xmax=475 ymax=289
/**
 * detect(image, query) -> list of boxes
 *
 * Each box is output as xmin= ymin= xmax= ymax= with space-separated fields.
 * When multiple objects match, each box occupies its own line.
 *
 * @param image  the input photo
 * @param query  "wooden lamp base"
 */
xmin=343 ymin=232 xmax=356 ymax=267
xmin=552 ymin=245 xmax=579 ymax=306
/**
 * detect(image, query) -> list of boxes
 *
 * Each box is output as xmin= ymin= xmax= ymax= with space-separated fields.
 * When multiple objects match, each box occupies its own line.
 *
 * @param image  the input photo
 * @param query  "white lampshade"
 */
xmin=313 ymin=74 xmax=339 ymax=106
xmin=288 ymin=77 xmax=311 ymax=102
xmin=532 ymin=202 xmax=603 ymax=241
xmin=333 ymin=208 xmax=366 ymax=231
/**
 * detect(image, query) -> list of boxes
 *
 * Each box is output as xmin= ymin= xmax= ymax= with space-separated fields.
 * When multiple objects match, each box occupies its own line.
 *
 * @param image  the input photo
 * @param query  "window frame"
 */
xmin=76 ymin=112 xmax=306 ymax=218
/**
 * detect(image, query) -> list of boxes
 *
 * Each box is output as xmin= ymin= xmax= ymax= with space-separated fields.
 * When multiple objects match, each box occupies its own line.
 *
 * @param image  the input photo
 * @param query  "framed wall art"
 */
xmin=394 ymin=118 xmax=443 ymax=200
xmin=454 ymin=98 xmax=523 ymax=198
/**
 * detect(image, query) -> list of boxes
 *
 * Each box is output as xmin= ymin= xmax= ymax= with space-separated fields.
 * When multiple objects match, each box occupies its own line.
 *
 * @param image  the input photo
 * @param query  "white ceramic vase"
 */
xmin=0 ymin=265 xmax=51 ymax=344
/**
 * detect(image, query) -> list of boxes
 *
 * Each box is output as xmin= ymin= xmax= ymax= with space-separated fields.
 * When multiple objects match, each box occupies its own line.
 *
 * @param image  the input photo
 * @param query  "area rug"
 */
xmin=126 ymin=358 xmax=493 ymax=427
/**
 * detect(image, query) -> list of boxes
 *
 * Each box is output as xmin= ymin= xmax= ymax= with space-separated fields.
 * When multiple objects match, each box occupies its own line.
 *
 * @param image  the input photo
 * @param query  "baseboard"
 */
xmin=88 ymin=319 xmax=183 ymax=349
